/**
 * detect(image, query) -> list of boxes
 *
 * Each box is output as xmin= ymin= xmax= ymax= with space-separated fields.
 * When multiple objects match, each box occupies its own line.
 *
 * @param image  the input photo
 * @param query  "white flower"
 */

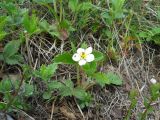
xmin=24 ymin=30 xmax=27 ymax=33
xmin=150 ymin=78 xmax=157 ymax=84
xmin=72 ymin=47 xmax=95 ymax=66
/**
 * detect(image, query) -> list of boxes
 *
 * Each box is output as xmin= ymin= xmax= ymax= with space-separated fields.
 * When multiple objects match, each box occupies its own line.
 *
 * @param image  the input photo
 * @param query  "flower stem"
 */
xmin=77 ymin=65 xmax=80 ymax=86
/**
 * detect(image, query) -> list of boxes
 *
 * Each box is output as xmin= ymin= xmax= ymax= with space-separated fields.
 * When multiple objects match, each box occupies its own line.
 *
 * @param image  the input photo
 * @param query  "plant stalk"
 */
xmin=77 ymin=65 xmax=80 ymax=86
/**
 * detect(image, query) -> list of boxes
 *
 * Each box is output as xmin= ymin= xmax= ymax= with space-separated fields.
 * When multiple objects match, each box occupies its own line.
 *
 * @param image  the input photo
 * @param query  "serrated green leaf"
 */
xmin=93 ymin=51 xmax=104 ymax=62
xmin=23 ymin=13 xmax=39 ymax=35
xmin=73 ymin=87 xmax=87 ymax=100
xmin=64 ymin=79 xmax=74 ymax=89
xmin=0 ymin=79 xmax=12 ymax=92
xmin=39 ymin=63 xmax=58 ymax=81
xmin=82 ymin=62 xmax=97 ymax=75
xmin=92 ymin=72 xmax=110 ymax=87
xmin=54 ymin=52 xmax=75 ymax=64
xmin=5 ymin=54 xmax=23 ymax=65
xmin=59 ymin=80 xmax=74 ymax=97
xmin=48 ymin=81 xmax=62 ymax=90
xmin=24 ymin=84 xmax=34 ymax=96
xmin=3 ymin=40 xmax=21 ymax=58
xmin=24 ymin=84 xmax=34 ymax=97
xmin=106 ymin=72 xmax=123 ymax=85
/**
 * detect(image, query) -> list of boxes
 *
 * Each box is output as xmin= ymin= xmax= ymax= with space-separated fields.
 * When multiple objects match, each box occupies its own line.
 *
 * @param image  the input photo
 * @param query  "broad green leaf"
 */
xmin=73 ymin=87 xmax=87 ymax=100
xmin=75 ymin=90 xmax=92 ymax=108
xmin=5 ymin=54 xmax=23 ymax=65
xmin=54 ymin=52 xmax=75 ymax=64
xmin=23 ymin=13 xmax=39 ymax=35
xmin=59 ymin=87 xmax=73 ymax=97
xmin=92 ymin=72 xmax=110 ymax=87
xmin=3 ymin=40 xmax=21 ymax=58
xmin=59 ymin=80 xmax=74 ymax=97
xmin=43 ymin=91 xmax=52 ymax=99
xmin=24 ymin=84 xmax=34 ymax=96
xmin=82 ymin=62 xmax=97 ymax=75
xmin=106 ymin=72 xmax=123 ymax=85
xmin=48 ymin=81 xmax=63 ymax=90
xmin=39 ymin=63 xmax=58 ymax=81
xmin=64 ymin=79 xmax=74 ymax=89
xmin=0 ymin=79 xmax=12 ymax=92
xmin=93 ymin=51 xmax=104 ymax=62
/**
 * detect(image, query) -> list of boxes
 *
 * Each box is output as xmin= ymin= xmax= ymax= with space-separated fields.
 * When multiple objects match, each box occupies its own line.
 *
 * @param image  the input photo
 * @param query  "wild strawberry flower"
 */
xmin=150 ymin=78 xmax=157 ymax=84
xmin=72 ymin=47 xmax=95 ymax=66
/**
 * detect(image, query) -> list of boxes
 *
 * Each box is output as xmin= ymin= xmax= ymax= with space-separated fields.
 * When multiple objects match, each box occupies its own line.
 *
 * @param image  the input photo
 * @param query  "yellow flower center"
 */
xmin=81 ymin=52 xmax=87 ymax=59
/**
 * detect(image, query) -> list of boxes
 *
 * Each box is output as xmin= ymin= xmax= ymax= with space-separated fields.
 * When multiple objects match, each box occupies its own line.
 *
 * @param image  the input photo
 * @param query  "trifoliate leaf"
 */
xmin=93 ymin=72 xmax=110 ymax=87
xmin=59 ymin=80 xmax=74 ymax=97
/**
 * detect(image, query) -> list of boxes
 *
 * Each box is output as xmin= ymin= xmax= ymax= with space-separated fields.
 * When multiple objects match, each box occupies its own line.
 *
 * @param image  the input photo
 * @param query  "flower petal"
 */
xmin=78 ymin=59 xmax=86 ymax=66
xmin=77 ymin=48 xmax=85 ymax=54
xmin=85 ymin=47 xmax=93 ymax=54
xmin=150 ymin=78 xmax=157 ymax=84
xmin=85 ymin=54 xmax=94 ymax=62
xmin=72 ymin=53 xmax=80 ymax=61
